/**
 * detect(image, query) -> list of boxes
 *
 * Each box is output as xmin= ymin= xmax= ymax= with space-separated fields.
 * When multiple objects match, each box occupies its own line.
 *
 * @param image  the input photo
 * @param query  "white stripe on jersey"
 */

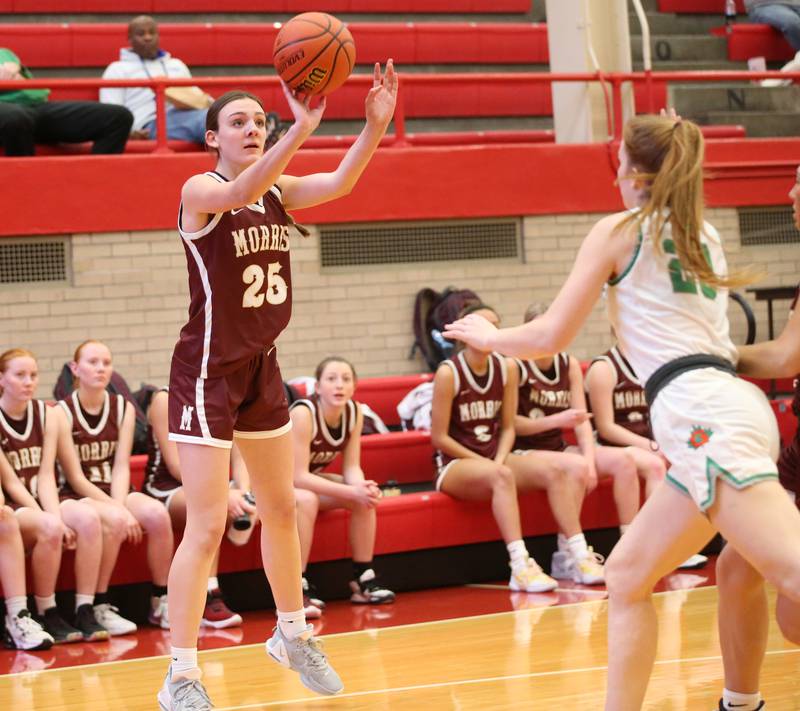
xmin=606 ymin=212 xmax=737 ymax=385
xmin=71 ymin=390 xmax=111 ymax=436
xmin=194 ymin=377 xmax=212 ymax=440
xmin=182 ymin=236 xmax=214 ymax=380
xmin=0 ymin=400 xmax=34 ymax=441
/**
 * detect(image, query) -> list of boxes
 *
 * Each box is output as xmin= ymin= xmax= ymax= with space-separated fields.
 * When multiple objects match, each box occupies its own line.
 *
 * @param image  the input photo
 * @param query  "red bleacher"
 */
xmin=0 ymin=22 xmax=548 ymax=68
xmin=1 ymin=1 xmax=531 ymax=13
xmin=659 ymin=0 xmax=745 ymax=12
xmin=711 ymin=24 xmax=795 ymax=62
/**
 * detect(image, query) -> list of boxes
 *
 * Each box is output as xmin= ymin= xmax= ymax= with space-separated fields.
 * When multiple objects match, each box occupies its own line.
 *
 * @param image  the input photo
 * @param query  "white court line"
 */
xmin=467 ymin=583 xmax=608 ymax=596
xmin=0 ymin=585 xmax=712 ymax=678
xmin=213 ymin=647 xmax=800 ymax=710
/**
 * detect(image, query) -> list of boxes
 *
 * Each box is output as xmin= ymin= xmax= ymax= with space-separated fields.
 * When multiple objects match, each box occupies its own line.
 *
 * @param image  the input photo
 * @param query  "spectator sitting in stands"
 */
xmin=290 ymin=356 xmax=396 ymax=612
xmin=746 ymin=0 xmax=800 ymax=50
xmin=100 ymin=15 xmax=213 ymax=144
xmin=0 ymin=47 xmax=132 ymax=156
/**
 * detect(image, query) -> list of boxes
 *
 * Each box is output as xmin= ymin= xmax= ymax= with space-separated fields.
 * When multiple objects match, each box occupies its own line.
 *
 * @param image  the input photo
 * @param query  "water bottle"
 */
xmin=226 ymin=491 xmax=256 ymax=546
xmin=431 ymin=329 xmax=454 ymax=357
xmin=724 ymin=0 xmax=737 ymax=34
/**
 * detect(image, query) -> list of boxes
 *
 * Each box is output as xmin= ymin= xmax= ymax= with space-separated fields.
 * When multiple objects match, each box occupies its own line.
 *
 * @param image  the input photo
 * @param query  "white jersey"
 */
xmin=606 ymin=212 xmax=737 ymax=385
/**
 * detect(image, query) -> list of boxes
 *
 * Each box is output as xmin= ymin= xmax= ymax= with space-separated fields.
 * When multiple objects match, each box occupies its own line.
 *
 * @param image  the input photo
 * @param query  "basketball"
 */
xmin=273 ymin=12 xmax=356 ymax=96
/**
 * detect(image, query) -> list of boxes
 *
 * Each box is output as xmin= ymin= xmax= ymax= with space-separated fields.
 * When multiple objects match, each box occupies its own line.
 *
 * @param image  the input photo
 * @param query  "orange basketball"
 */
xmin=273 ymin=12 xmax=356 ymax=96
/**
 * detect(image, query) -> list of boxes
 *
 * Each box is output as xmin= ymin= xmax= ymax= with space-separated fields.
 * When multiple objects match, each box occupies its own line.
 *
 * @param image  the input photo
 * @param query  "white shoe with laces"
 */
xmin=4 ymin=610 xmax=54 ymax=651
xmin=93 ymin=603 xmax=137 ymax=636
xmin=509 ymin=557 xmax=558 ymax=593
xmin=569 ymin=548 xmax=606 ymax=585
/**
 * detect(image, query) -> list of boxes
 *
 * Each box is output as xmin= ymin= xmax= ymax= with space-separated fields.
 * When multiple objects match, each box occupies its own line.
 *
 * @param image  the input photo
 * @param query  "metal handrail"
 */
xmin=2 ymin=69 xmax=800 ymax=152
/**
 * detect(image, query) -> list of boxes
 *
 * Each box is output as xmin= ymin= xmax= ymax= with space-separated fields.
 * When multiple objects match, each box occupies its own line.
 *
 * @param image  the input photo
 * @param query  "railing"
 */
xmin=2 ymin=69 xmax=800 ymax=153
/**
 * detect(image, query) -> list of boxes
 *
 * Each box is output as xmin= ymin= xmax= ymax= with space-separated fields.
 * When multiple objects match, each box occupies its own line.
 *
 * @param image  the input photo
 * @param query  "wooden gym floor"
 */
xmin=1 ymin=560 xmax=798 ymax=710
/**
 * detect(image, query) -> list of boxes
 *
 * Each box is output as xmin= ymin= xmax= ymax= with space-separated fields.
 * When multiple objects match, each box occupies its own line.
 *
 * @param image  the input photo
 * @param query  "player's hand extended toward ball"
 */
xmin=365 ymin=59 xmax=398 ymax=127
xmin=444 ymin=312 xmax=498 ymax=353
xmin=281 ymin=80 xmax=326 ymax=135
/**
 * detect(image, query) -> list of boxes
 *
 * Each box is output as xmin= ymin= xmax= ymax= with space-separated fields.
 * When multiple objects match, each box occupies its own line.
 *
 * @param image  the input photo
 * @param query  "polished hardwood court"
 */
xmin=1 ymin=574 xmax=798 ymax=710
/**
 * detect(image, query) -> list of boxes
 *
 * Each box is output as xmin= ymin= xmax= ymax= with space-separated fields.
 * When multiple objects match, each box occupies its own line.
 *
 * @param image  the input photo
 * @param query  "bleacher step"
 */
xmin=670 ymin=83 xmax=800 ymax=113
xmin=695 ymin=110 xmax=800 ymax=137
xmin=631 ymin=34 xmax=728 ymax=62
xmin=629 ymin=12 xmax=723 ymax=35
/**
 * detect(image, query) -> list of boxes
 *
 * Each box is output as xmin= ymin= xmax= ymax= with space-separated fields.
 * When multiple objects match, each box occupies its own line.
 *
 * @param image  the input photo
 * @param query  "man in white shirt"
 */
xmin=100 ymin=16 xmax=212 ymax=143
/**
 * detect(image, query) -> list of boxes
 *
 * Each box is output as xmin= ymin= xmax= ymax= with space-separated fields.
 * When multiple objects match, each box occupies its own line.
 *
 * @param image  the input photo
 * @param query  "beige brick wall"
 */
xmin=2 ymin=207 xmax=797 ymax=396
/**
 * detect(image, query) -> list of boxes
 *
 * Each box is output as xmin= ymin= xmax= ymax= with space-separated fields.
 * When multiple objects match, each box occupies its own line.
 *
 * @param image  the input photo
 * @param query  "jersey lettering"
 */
xmin=663 ymin=239 xmax=717 ymax=300
xmin=180 ymin=405 xmax=194 ymax=431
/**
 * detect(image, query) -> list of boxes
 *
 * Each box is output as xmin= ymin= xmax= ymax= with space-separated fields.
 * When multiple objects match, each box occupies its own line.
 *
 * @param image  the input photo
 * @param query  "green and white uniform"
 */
xmin=607 ymin=211 xmax=779 ymax=511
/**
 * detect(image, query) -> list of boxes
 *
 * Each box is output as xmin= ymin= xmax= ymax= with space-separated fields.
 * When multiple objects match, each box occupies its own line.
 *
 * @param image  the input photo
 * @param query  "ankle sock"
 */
xmin=507 ymin=539 xmax=529 ymax=572
xmin=277 ymin=607 xmax=308 ymax=640
xmin=207 ymin=577 xmax=219 ymax=593
xmin=5 ymin=596 xmax=27 ymax=618
xmin=722 ymin=689 xmax=762 ymax=711
xmin=35 ymin=594 xmax=56 ymax=616
xmin=566 ymin=533 xmax=589 ymax=561
xmin=171 ymin=646 xmax=199 ymax=679
xmin=75 ymin=593 xmax=94 ymax=612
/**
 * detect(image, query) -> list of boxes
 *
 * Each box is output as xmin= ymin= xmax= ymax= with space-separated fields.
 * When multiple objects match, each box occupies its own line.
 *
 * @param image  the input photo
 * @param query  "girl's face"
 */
xmin=790 ymin=165 xmax=800 ymax=230
xmin=617 ymin=142 xmax=646 ymax=210
xmin=316 ymin=361 xmax=356 ymax=407
xmin=73 ymin=343 xmax=113 ymax=390
xmin=0 ymin=356 xmax=38 ymax=403
xmin=207 ymin=98 xmax=267 ymax=166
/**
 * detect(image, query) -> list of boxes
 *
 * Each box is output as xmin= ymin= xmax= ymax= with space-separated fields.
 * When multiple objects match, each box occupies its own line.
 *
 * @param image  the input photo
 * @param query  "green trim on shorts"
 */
xmin=665 ymin=473 xmax=692 ymax=498
xmin=701 ymin=457 xmax=778 ymax=511
xmin=608 ymin=230 xmax=643 ymax=286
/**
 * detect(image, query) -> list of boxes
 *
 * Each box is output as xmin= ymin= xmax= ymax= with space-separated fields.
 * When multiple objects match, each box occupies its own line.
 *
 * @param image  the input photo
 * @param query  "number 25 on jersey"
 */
xmin=242 ymin=262 xmax=287 ymax=308
xmin=663 ymin=239 xmax=716 ymax=300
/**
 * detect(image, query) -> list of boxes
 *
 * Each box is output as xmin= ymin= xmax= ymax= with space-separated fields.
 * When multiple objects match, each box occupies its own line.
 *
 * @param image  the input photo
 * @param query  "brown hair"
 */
xmin=523 ymin=302 xmax=548 ymax=324
xmin=619 ymin=115 xmax=750 ymax=289
xmin=205 ymin=90 xmax=265 ymax=156
xmin=315 ymin=356 xmax=357 ymax=383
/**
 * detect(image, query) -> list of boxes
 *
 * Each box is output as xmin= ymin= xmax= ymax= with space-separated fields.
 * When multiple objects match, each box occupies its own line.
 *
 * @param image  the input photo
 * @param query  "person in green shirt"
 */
xmin=0 ymin=48 xmax=133 ymax=156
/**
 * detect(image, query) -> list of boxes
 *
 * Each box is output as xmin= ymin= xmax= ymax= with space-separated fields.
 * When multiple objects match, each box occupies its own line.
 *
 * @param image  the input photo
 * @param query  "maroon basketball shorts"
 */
xmin=778 ymin=435 xmax=799 ymax=510
xmin=168 ymin=346 xmax=291 ymax=449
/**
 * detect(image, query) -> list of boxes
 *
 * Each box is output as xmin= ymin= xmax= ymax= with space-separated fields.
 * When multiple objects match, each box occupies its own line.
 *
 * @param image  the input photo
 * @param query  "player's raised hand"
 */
xmin=365 ymin=59 xmax=398 ymax=127
xmin=281 ymin=79 xmax=326 ymax=134
xmin=443 ymin=312 xmax=498 ymax=353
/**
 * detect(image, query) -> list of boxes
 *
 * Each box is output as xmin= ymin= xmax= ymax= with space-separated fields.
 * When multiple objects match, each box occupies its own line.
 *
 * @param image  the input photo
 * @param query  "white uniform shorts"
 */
xmin=651 ymin=368 xmax=779 ymax=512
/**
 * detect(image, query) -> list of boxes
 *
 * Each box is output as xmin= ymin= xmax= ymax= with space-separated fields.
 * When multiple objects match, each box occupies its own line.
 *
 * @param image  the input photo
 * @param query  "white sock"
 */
xmin=75 ymin=593 xmax=94 ymax=611
xmin=5 ymin=596 xmax=27 ymax=618
xmin=506 ymin=539 xmax=529 ymax=572
xmin=722 ymin=689 xmax=762 ymax=711
xmin=277 ymin=607 xmax=309 ymax=640
xmin=557 ymin=533 xmax=569 ymax=553
xmin=35 ymin=594 xmax=56 ymax=615
xmin=619 ymin=524 xmax=630 ymax=537
xmin=566 ymin=533 xmax=589 ymax=561
xmin=207 ymin=577 xmax=219 ymax=593
xmin=171 ymin=646 xmax=200 ymax=679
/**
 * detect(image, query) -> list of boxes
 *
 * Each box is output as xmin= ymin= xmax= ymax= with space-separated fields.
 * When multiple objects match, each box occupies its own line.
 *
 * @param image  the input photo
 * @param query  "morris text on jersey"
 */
xmin=232 ymin=224 xmax=290 ymax=258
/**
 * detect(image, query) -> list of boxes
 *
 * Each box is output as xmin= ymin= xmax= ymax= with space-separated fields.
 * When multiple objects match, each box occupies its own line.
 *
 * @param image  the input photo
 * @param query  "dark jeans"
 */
xmin=0 ymin=100 xmax=133 ymax=156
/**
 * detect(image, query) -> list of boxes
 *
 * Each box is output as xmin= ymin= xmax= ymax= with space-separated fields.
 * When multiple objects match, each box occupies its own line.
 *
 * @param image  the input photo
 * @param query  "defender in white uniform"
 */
xmin=445 ymin=114 xmax=800 ymax=711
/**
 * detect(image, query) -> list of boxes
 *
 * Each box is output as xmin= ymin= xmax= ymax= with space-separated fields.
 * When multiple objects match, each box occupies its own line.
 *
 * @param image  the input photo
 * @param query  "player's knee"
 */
xmin=492 ymin=463 xmax=514 ymax=490
xmin=0 ymin=506 xmax=20 ymax=537
xmin=604 ymin=548 xmax=650 ymax=602
xmin=104 ymin=509 xmax=129 ymax=540
xmin=0 ymin=104 xmax=34 ymax=133
xmin=38 ymin=512 xmax=63 ymax=546
xmin=74 ymin=508 xmax=102 ymax=541
xmin=774 ymin=563 xmax=800 ymax=604
xmin=295 ymin=488 xmax=319 ymax=518
xmin=777 ymin=594 xmax=800 ymax=644
xmin=716 ymin=545 xmax=761 ymax=592
xmin=140 ymin=504 xmax=172 ymax=535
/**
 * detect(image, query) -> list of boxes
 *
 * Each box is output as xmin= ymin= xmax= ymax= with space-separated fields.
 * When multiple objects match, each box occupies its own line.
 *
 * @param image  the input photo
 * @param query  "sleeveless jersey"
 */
xmin=607 ymin=211 xmax=737 ymax=385
xmin=172 ymin=173 xmax=293 ymax=378
xmin=58 ymin=391 xmax=124 ymax=497
xmin=587 ymin=345 xmax=653 ymax=444
xmin=438 ymin=351 xmax=507 ymax=467
xmin=290 ymin=393 xmax=358 ymax=474
xmin=144 ymin=388 xmax=179 ymax=495
xmin=0 ymin=399 xmax=46 ymax=503
xmin=514 ymin=354 xmax=571 ymax=452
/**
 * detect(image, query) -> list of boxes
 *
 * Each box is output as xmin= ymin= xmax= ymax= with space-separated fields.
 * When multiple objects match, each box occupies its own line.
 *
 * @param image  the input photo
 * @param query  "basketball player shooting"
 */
xmin=157 ymin=61 xmax=397 ymax=711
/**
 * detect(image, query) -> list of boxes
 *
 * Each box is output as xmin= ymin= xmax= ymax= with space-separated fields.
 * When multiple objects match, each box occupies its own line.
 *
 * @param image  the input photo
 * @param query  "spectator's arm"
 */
xmin=109 ymin=401 xmax=135 ymax=503
xmin=35 ymin=405 xmax=62 ymax=516
xmin=99 ymin=63 xmax=127 ymax=106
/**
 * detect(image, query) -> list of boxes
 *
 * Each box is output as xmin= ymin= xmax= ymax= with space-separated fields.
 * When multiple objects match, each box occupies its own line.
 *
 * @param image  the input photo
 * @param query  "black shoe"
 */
xmin=717 ymin=700 xmax=765 ymax=710
xmin=38 ymin=607 xmax=83 ymax=644
xmin=74 ymin=604 xmax=109 ymax=642
xmin=349 ymin=569 xmax=396 ymax=605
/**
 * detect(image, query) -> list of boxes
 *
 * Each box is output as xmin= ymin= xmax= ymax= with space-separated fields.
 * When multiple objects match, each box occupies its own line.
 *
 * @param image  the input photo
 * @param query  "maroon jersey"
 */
xmin=778 ymin=285 xmax=799 ymax=505
xmin=587 ymin=345 xmax=653 ymax=445
xmin=58 ymin=391 xmax=124 ymax=498
xmin=172 ymin=174 xmax=293 ymax=378
xmin=514 ymin=354 xmax=571 ymax=452
xmin=437 ymin=351 xmax=507 ymax=468
xmin=290 ymin=393 xmax=358 ymax=473
xmin=0 ymin=399 xmax=46 ymax=504
xmin=144 ymin=388 xmax=179 ymax=498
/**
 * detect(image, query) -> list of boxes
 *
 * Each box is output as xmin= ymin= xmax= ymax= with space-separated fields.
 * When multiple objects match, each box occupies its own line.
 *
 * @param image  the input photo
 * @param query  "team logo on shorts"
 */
xmin=687 ymin=425 xmax=713 ymax=450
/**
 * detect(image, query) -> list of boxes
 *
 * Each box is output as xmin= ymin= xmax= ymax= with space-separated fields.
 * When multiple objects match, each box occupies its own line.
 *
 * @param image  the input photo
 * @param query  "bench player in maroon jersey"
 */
xmin=713 ymin=167 xmax=800 ymax=711
xmin=143 ymin=388 xmax=254 ymax=629
xmin=585 ymin=342 xmax=708 ymax=570
xmin=432 ymin=304 xmax=602 ymax=592
xmin=0 ymin=348 xmax=106 ymax=644
xmin=512 ymin=305 xmax=635 ymax=584
xmin=159 ymin=61 xmax=397 ymax=709
xmin=290 ymin=356 xmax=395 ymax=613
xmin=57 ymin=340 xmax=173 ymax=636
